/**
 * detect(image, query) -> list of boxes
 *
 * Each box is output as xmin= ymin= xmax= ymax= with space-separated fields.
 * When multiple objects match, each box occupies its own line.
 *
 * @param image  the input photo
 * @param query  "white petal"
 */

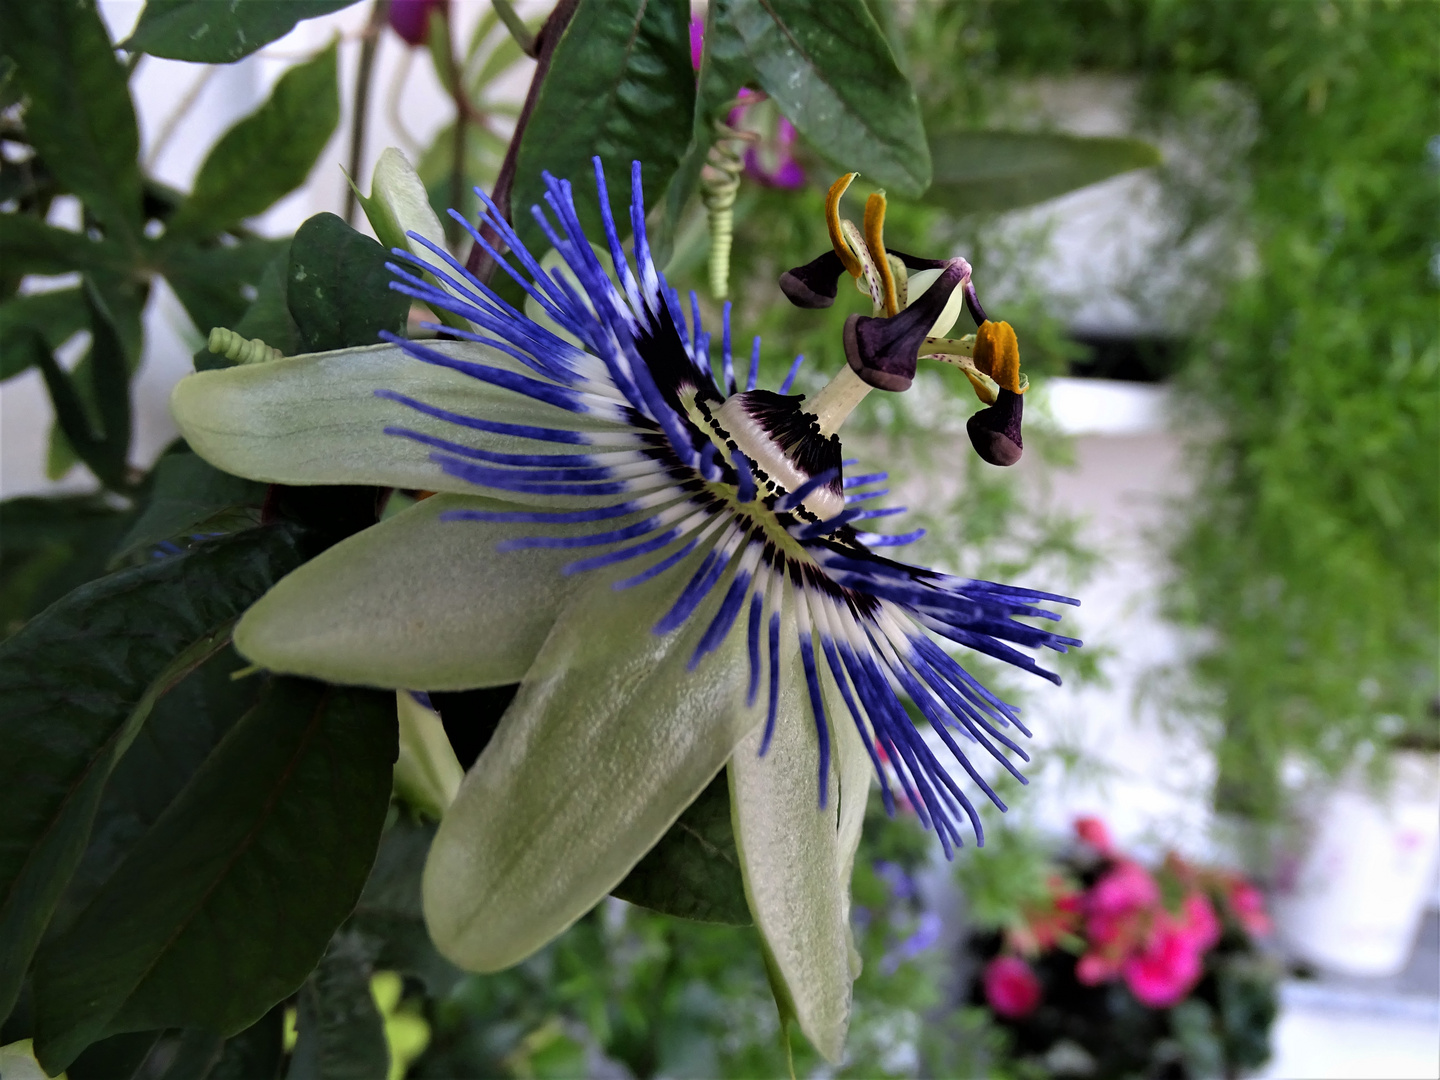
xmin=422 ymin=551 xmax=761 ymax=973
xmin=170 ymin=341 xmax=630 ymax=496
xmin=729 ymin=596 xmax=854 ymax=1063
xmin=234 ymin=493 xmax=587 ymax=690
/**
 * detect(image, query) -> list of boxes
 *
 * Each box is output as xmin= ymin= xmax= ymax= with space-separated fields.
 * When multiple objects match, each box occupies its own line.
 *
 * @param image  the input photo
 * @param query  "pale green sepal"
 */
xmin=0 ymin=1040 xmax=54 ymax=1080
xmin=422 ymin=555 xmax=761 ymax=974
xmin=394 ymin=691 xmax=464 ymax=819
xmin=234 ymin=493 xmax=584 ymax=690
xmin=170 ymin=340 xmax=629 ymax=496
xmin=729 ymin=602 xmax=853 ymax=1064
xmin=357 ymin=148 xmax=470 ymax=332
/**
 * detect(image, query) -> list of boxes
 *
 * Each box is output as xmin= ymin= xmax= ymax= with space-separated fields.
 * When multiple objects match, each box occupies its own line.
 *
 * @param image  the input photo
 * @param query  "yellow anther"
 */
xmin=972 ymin=320 xmax=1025 ymax=394
xmin=863 ymin=191 xmax=899 ymax=317
xmin=825 ymin=172 xmax=862 ymax=278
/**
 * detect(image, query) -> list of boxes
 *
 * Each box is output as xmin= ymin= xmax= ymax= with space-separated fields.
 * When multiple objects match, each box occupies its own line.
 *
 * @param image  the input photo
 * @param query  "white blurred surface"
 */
xmin=1258 ymin=984 xmax=1440 ymax=1080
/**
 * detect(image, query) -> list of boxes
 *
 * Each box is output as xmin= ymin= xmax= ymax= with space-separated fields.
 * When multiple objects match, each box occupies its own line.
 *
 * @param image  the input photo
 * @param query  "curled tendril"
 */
xmin=700 ymin=103 xmax=758 ymax=301
xmin=207 ymin=327 xmax=283 ymax=365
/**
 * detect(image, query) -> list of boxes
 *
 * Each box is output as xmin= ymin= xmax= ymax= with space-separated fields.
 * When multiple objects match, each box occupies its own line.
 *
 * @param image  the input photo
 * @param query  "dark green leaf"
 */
xmin=231 ymin=248 xmax=301 ymax=353
xmin=612 ymin=770 xmax=751 ymax=925
xmin=160 ymin=237 xmax=290 ymax=338
xmin=66 ymin=1030 xmax=168 ymax=1080
xmin=123 ymin=0 xmax=357 ymax=63
xmin=512 ymin=0 xmax=696 ymax=256
xmin=0 ymin=215 xmax=131 ymax=277
xmin=351 ymin=818 xmax=463 ymax=998
xmin=287 ymin=214 xmax=409 ymax=352
xmin=111 ymin=453 xmax=266 ymax=564
xmin=0 ymin=0 xmax=143 ymax=241
xmin=210 ymin=1005 xmax=285 ymax=1080
xmin=27 ymin=283 xmax=133 ymax=491
xmin=85 ymin=281 xmax=134 ymax=485
xmin=0 ymin=290 xmax=87 ymax=381
xmin=43 ymin=646 xmax=267 ymax=939
xmin=171 ymin=44 xmax=340 ymax=237
xmin=0 ymin=525 xmax=309 ymax=1027
xmin=32 ymin=678 xmax=396 ymax=1073
xmin=0 ymin=495 xmax=137 ymax=641
xmin=923 ymin=130 xmax=1162 ymax=215
xmin=68 ymin=1028 xmax=231 ymax=1080
xmin=286 ymin=932 xmax=389 ymax=1080
xmin=193 ymin=245 xmax=300 ymax=371
xmin=713 ymin=0 xmax=930 ymax=196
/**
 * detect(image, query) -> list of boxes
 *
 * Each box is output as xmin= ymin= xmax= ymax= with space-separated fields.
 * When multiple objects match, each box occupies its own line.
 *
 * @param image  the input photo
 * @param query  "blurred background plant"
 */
xmin=957 ymin=815 xmax=1280 ymax=1080
xmin=1 ymin=0 xmax=1435 ymax=1077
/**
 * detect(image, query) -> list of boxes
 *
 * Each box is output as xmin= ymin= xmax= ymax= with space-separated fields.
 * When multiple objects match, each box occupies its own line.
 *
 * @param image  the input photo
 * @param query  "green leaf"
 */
xmin=122 ymin=0 xmax=358 ymax=63
xmin=0 ymin=525 xmax=309 ymax=1028
xmin=713 ymin=0 xmax=930 ymax=196
xmin=286 ymin=932 xmax=389 ymax=1080
xmin=31 ymin=676 xmax=396 ymax=1073
xmin=44 ymin=645 xmax=266 ymax=941
xmin=210 ymin=1005 xmax=285 ymax=1080
xmin=111 ymin=453 xmax=266 ymax=564
xmin=0 ymin=0 xmax=143 ymax=240
xmin=612 ymin=769 xmax=752 ymax=925
xmin=923 ymin=130 xmax=1162 ymax=215
xmin=0 ymin=290 xmax=87 ymax=381
xmin=0 ymin=215 xmax=131 ymax=278
xmin=27 ymin=283 xmax=132 ymax=491
xmin=171 ymin=44 xmax=340 ymax=237
xmin=288 ymin=214 xmax=410 ymax=353
xmin=0 ymin=494 xmax=137 ymax=641
xmin=63 ymin=984 xmax=286 ymax=1080
xmin=351 ymin=819 xmax=463 ymax=998
xmin=512 ymin=0 xmax=696 ymax=255
xmin=159 ymin=237 xmax=290 ymax=339
xmin=194 ymin=245 xmax=300 ymax=371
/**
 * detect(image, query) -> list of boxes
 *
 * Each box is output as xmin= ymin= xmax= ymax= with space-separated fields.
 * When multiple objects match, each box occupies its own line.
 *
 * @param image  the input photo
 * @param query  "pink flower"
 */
xmin=388 ymin=0 xmax=446 ymax=46
xmin=1089 ymin=861 xmax=1160 ymax=919
xmin=1225 ymin=878 xmax=1272 ymax=937
xmin=1076 ymin=949 xmax=1122 ymax=985
xmin=1178 ymin=893 xmax=1221 ymax=952
xmin=984 ymin=956 xmax=1043 ymax=1019
xmin=1074 ymin=816 xmax=1115 ymax=856
xmin=1121 ymin=919 xmax=1206 ymax=1007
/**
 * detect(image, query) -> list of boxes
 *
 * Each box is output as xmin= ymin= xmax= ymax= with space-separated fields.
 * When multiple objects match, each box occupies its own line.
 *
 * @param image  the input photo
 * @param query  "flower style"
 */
xmin=170 ymin=154 xmax=1079 ymax=1058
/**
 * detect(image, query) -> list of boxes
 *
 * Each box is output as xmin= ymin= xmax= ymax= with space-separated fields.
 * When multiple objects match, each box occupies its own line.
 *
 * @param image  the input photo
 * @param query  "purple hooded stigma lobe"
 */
xmin=967 ymin=389 xmax=1024 ymax=466
xmin=779 ymin=249 xmax=848 ymax=309
xmin=842 ymin=258 xmax=971 ymax=392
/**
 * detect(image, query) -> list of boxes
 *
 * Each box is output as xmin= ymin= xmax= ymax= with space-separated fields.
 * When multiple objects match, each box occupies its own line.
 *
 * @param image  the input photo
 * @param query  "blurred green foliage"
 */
xmin=957 ymin=0 xmax=1440 ymax=814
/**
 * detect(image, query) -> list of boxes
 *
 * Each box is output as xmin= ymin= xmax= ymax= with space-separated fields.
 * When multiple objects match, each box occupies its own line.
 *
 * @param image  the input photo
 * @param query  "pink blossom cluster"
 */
xmin=983 ymin=817 xmax=1271 ymax=1019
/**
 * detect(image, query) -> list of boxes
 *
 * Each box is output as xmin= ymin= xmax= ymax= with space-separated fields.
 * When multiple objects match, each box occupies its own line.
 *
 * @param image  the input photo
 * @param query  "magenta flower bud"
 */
xmin=389 ymin=0 xmax=446 ymax=46
xmin=689 ymin=17 xmax=705 ymax=70
xmin=984 ymin=956 xmax=1042 ymax=1019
